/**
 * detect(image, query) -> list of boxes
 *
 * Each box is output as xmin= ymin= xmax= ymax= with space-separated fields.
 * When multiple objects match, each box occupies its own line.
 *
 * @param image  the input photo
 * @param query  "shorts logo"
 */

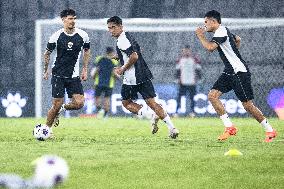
xmin=67 ymin=42 xmax=73 ymax=50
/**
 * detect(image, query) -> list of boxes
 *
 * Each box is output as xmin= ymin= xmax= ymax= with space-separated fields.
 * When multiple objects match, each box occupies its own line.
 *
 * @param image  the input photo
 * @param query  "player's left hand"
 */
xmin=195 ymin=27 xmax=206 ymax=38
xmin=81 ymin=68 xmax=88 ymax=81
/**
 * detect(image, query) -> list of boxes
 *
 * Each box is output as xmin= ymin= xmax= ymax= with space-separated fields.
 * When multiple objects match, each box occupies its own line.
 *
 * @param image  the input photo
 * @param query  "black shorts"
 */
xmin=121 ymin=80 xmax=156 ymax=100
xmin=212 ymin=72 xmax=254 ymax=102
xmin=51 ymin=76 xmax=84 ymax=98
xmin=95 ymin=86 xmax=113 ymax=97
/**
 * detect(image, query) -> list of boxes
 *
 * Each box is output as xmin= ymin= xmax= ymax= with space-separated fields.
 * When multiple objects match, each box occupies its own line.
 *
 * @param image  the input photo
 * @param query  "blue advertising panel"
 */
xmin=80 ymin=83 xmax=247 ymax=117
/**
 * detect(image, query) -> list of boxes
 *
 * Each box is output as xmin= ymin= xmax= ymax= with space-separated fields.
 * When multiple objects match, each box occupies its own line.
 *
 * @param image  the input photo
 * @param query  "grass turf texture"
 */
xmin=0 ymin=117 xmax=283 ymax=189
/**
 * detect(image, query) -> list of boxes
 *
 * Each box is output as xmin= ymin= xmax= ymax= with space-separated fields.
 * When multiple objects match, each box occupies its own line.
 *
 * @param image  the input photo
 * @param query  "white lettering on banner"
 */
xmin=166 ymin=99 xmax=178 ymax=114
xmin=83 ymin=93 xmax=246 ymax=115
xmin=179 ymin=97 xmax=186 ymax=113
xmin=225 ymin=99 xmax=238 ymax=114
xmin=237 ymin=100 xmax=246 ymax=114
xmin=85 ymin=98 xmax=94 ymax=114
xmin=111 ymin=94 xmax=122 ymax=114
xmin=194 ymin=94 xmax=207 ymax=114
xmin=207 ymin=101 xmax=217 ymax=114
xmin=109 ymin=93 xmax=246 ymax=115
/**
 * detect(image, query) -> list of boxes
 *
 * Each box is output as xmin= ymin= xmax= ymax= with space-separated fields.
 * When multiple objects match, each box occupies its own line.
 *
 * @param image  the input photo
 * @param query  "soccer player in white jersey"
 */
xmin=195 ymin=10 xmax=277 ymax=142
xmin=107 ymin=16 xmax=179 ymax=139
xmin=43 ymin=9 xmax=91 ymax=130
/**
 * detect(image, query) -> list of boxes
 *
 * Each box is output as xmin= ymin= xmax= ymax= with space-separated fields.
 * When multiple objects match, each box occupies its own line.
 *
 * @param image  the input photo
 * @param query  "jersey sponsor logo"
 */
xmin=67 ymin=42 xmax=73 ymax=50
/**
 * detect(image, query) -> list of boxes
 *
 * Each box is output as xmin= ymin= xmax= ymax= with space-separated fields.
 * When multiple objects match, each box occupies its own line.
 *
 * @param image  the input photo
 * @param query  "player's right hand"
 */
xmin=195 ymin=27 xmax=206 ymax=38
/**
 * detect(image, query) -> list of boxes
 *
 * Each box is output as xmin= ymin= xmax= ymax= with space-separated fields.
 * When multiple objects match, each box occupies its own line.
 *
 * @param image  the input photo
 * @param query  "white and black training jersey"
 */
xmin=46 ymin=28 xmax=90 ymax=78
xmin=212 ymin=26 xmax=249 ymax=74
xmin=116 ymin=32 xmax=153 ymax=85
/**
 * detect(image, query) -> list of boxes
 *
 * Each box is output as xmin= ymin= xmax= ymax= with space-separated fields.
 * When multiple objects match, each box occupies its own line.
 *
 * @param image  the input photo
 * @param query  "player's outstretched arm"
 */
xmin=114 ymin=52 xmax=138 ymax=75
xmin=81 ymin=48 xmax=91 ymax=81
xmin=195 ymin=27 xmax=218 ymax=52
xmin=43 ymin=50 xmax=52 ymax=80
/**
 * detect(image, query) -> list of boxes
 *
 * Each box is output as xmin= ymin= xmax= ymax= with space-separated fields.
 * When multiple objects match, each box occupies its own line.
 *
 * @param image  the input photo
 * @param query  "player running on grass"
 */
xmin=195 ymin=10 xmax=277 ymax=142
xmin=107 ymin=16 xmax=179 ymax=139
xmin=43 ymin=9 xmax=91 ymax=132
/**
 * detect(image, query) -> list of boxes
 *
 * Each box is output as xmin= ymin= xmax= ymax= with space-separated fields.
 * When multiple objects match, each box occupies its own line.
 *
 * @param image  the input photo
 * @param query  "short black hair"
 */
xmin=60 ymin=9 xmax=76 ymax=18
xmin=204 ymin=10 xmax=221 ymax=24
xmin=184 ymin=45 xmax=191 ymax=49
xmin=107 ymin=16 xmax=122 ymax=25
xmin=106 ymin=46 xmax=114 ymax=53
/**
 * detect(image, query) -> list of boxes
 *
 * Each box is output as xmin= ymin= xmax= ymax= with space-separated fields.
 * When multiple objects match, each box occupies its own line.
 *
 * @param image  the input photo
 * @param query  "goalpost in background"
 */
xmin=35 ymin=18 xmax=284 ymax=118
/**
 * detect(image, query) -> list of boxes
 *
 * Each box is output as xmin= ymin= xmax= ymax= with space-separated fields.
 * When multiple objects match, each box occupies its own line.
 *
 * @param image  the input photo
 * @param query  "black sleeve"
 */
xmin=131 ymin=40 xmax=140 ymax=52
xmin=46 ymin=42 xmax=56 ymax=52
xmin=123 ymin=46 xmax=135 ymax=57
xmin=116 ymin=46 xmax=124 ymax=65
xmin=123 ymin=33 xmax=140 ymax=57
xmin=212 ymin=36 xmax=227 ymax=45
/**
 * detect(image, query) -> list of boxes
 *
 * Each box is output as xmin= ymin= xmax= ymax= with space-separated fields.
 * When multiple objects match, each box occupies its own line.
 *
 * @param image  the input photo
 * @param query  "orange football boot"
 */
xmin=218 ymin=126 xmax=238 ymax=141
xmin=264 ymin=129 xmax=277 ymax=143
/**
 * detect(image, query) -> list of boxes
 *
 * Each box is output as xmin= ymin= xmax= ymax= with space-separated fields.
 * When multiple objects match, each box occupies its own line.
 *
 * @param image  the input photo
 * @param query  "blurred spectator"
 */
xmin=175 ymin=45 xmax=202 ymax=117
xmin=90 ymin=47 xmax=119 ymax=118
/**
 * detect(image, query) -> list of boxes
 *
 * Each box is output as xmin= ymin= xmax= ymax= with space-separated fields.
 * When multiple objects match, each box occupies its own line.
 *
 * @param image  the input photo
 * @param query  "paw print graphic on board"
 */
xmin=1 ymin=93 xmax=27 ymax=117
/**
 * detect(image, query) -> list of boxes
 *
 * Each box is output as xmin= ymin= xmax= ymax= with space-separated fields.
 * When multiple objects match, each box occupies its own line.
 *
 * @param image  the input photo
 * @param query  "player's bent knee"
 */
xmin=145 ymin=101 xmax=155 ymax=109
xmin=122 ymin=100 xmax=131 ymax=108
xmin=72 ymin=95 xmax=84 ymax=109
xmin=242 ymin=101 xmax=254 ymax=111
xmin=76 ymin=101 xmax=84 ymax=109
xmin=73 ymin=98 xmax=84 ymax=109
xmin=145 ymin=98 xmax=156 ymax=107
xmin=150 ymin=103 xmax=162 ymax=113
xmin=52 ymin=100 xmax=63 ymax=110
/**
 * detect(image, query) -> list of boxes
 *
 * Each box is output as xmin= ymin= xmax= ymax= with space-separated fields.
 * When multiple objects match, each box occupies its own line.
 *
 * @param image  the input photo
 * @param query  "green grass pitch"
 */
xmin=0 ymin=117 xmax=283 ymax=189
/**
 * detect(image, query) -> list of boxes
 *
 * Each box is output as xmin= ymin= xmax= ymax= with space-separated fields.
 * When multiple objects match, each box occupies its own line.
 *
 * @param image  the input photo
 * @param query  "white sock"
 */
xmin=220 ymin=114 xmax=233 ymax=127
xmin=260 ymin=119 xmax=273 ymax=132
xmin=137 ymin=107 xmax=145 ymax=119
xmin=49 ymin=127 xmax=53 ymax=134
xmin=163 ymin=115 xmax=174 ymax=130
xmin=150 ymin=112 xmax=158 ymax=124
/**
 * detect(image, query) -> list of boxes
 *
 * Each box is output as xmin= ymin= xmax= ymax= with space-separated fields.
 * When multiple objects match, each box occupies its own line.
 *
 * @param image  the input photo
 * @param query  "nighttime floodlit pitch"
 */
xmin=0 ymin=117 xmax=283 ymax=188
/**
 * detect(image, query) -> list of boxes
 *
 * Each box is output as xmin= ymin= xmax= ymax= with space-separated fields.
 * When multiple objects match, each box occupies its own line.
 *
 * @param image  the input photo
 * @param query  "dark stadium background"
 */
xmin=0 ymin=0 xmax=283 ymax=117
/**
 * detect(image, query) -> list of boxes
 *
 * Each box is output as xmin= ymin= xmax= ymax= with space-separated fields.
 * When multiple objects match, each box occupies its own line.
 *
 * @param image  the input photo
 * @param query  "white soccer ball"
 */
xmin=32 ymin=155 xmax=69 ymax=188
xmin=33 ymin=124 xmax=51 ymax=141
